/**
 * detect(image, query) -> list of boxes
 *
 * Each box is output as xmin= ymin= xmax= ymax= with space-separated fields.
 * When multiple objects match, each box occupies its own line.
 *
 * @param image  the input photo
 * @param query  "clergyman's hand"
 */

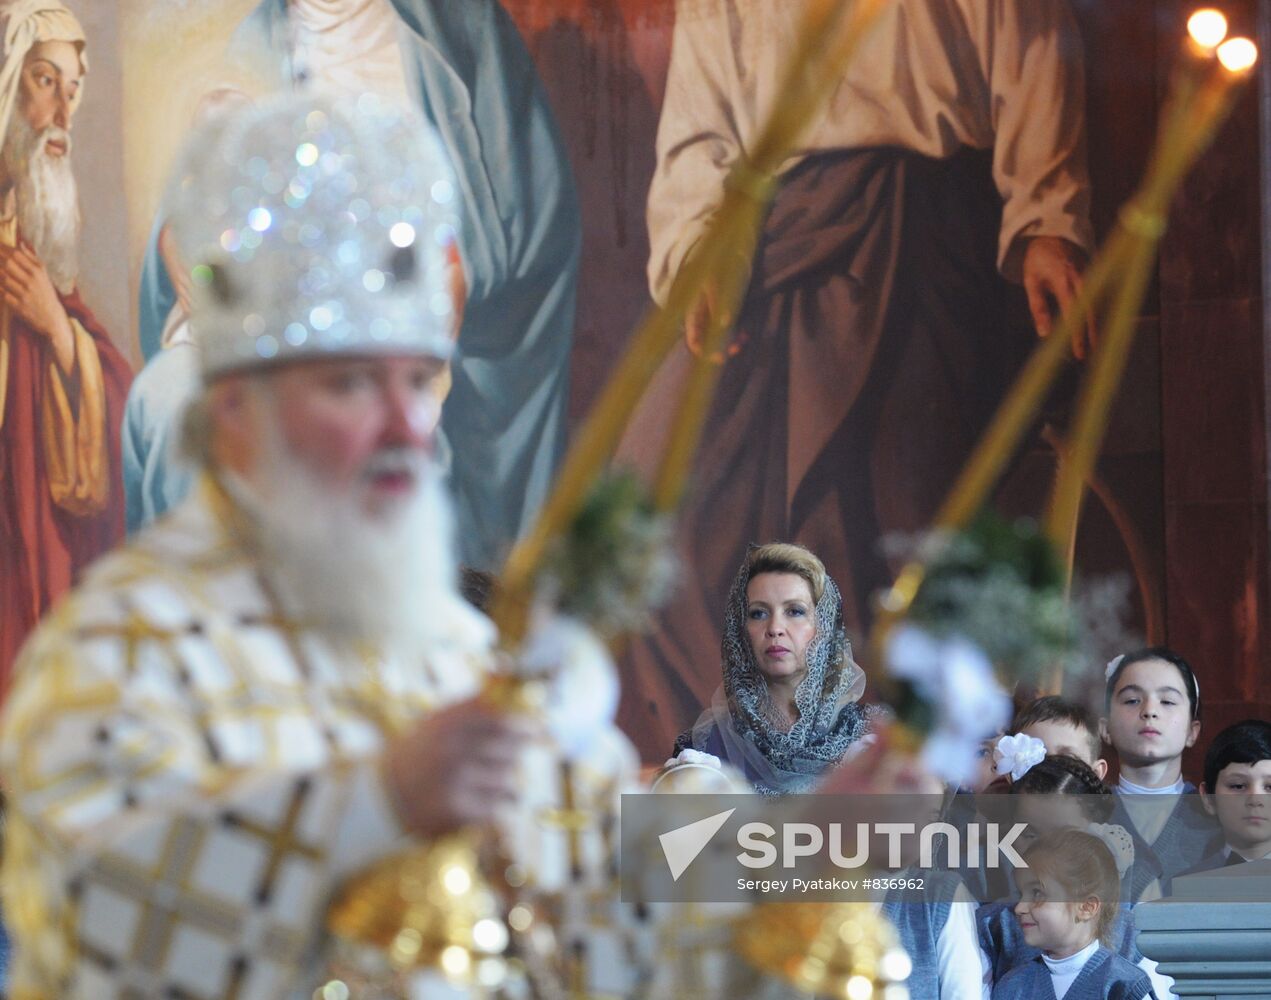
xmin=1021 ymin=235 xmax=1096 ymax=361
xmin=0 ymin=241 xmax=75 ymax=373
xmin=382 ymin=696 xmax=538 ymax=839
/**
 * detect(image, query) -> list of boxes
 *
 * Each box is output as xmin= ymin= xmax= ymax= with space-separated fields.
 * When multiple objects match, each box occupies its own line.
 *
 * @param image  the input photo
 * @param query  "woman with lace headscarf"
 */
xmin=672 ymin=542 xmax=874 ymax=795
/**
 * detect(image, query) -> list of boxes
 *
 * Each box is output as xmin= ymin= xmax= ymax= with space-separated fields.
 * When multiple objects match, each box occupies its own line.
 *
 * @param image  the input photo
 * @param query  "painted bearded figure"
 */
xmin=0 ymin=0 xmax=131 ymax=690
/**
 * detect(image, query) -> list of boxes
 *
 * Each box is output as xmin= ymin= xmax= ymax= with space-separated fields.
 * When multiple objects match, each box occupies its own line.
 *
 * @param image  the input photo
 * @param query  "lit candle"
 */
xmin=1186 ymin=8 xmax=1228 ymax=51
xmin=1217 ymin=37 xmax=1259 ymax=74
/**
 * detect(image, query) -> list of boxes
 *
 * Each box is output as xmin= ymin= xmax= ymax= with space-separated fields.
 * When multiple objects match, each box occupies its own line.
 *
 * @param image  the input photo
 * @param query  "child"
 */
xmin=992 ymin=830 xmax=1157 ymax=999
xmin=1012 ymin=696 xmax=1108 ymax=780
xmin=1177 ymin=719 xmax=1271 ymax=877
xmin=883 ymin=871 xmax=989 ymax=1000
xmin=1102 ymin=648 xmax=1220 ymax=880
xmin=978 ymin=756 xmax=1173 ymax=997
xmin=979 ymin=756 xmax=1121 ymax=980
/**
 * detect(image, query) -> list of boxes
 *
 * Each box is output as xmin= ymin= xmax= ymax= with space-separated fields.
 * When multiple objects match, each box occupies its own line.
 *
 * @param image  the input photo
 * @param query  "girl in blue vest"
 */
xmin=992 ymin=829 xmax=1157 ymax=999
xmin=978 ymin=754 xmax=1173 ymax=996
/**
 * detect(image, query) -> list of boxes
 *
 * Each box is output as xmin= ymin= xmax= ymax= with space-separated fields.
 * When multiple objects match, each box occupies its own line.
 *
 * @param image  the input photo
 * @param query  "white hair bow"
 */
xmin=1104 ymin=654 xmax=1125 ymax=681
xmin=994 ymin=733 xmax=1047 ymax=781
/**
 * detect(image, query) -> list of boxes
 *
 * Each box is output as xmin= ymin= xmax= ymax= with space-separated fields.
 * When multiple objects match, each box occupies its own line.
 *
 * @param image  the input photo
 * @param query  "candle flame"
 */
xmin=1217 ymin=37 xmax=1259 ymax=73
xmin=1187 ymin=8 xmax=1228 ymax=50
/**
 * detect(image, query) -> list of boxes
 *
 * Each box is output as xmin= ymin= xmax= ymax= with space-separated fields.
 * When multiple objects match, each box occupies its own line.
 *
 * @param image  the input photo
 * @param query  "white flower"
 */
xmin=994 ymin=733 xmax=1047 ymax=781
xmin=885 ymin=625 xmax=1012 ymax=787
xmin=886 ymin=625 xmax=946 ymax=692
xmin=1087 ymin=822 xmax=1136 ymax=878
xmin=920 ymin=730 xmax=983 ymax=791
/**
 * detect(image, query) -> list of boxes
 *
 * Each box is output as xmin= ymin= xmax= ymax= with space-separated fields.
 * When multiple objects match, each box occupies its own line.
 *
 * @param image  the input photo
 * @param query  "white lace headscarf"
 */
xmin=0 ymin=1 xmax=86 ymax=151
xmin=678 ymin=546 xmax=873 ymax=795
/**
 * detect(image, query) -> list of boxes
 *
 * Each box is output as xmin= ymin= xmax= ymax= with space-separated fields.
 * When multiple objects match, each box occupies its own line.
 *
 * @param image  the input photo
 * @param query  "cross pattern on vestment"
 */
xmin=81 ymin=815 xmax=244 ymax=999
xmin=220 ymin=777 xmax=323 ymax=906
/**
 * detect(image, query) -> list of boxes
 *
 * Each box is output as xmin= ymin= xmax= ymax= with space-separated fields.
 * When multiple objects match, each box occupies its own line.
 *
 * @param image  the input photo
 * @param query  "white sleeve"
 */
xmin=981 ymin=0 xmax=1095 ymax=279
xmin=1137 ymin=878 xmax=1163 ymax=904
xmin=645 ymin=0 xmax=744 ymax=304
xmin=939 ymin=885 xmax=993 ymax=1000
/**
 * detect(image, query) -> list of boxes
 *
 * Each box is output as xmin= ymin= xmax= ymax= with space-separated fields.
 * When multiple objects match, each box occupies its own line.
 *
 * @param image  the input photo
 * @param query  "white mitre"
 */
xmin=165 ymin=89 xmax=460 ymax=380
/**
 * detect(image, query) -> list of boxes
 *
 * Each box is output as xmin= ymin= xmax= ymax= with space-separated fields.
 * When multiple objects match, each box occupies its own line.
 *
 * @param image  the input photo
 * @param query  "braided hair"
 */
xmin=1011 ymin=754 xmax=1114 ymax=823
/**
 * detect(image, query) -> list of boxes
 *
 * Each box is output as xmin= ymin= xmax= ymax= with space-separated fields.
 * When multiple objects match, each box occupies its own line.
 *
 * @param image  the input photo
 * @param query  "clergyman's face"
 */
xmin=262 ymin=354 xmax=446 ymax=516
xmin=17 ymin=40 xmax=83 ymax=154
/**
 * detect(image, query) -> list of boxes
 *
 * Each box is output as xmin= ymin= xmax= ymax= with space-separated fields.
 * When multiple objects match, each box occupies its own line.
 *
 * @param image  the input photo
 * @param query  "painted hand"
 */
xmin=1022 ymin=235 xmax=1096 ymax=360
xmin=158 ymin=223 xmax=192 ymax=317
xmin=0 ymin=242 xmax=75 ymax=372
xmin=685 ymin=276 xmax=747 ymax=364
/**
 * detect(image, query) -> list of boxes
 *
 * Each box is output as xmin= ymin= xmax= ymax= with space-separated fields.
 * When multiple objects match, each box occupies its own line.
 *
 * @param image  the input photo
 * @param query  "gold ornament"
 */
xmin=326 ymin=834 xmax=516 ymax=995
xmin=734 ymin=902 xmax=912 ymax=999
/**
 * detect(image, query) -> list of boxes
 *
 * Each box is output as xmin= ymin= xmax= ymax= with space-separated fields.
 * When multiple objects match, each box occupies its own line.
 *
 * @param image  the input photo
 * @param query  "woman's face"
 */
xmin=745 ymin=572 xmax=816 ymax=684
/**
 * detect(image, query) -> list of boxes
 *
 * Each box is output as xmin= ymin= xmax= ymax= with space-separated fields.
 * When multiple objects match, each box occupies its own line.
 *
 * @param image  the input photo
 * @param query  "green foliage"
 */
xmin=539 ymin=469 xmax=677 ymax=638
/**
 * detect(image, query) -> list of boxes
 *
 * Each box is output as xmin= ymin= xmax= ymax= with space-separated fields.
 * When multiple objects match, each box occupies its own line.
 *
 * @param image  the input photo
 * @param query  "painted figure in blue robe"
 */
xmin=136 ymin=0 xmax=580 ymax=568
xmin=122 ymin=341 xmax=199 ymax=533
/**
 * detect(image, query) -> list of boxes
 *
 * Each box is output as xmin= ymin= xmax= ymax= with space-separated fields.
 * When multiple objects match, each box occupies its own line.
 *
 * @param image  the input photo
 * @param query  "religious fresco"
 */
xmin=9 ymin=0 xmax=1263 ymax=754
xmin=0 ymin=2 xmax=132 ymax=686
xmin=504 ymin=0 xmax=1171 ymax=759
xmin=613 ymin=0 xmax=1101 ymax=759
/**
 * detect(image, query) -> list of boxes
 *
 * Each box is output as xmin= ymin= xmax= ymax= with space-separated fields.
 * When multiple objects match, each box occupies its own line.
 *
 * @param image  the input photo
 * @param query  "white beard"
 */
xmin=1 ymin=114 xmax=80 ymax=295
xmin=236 ymin=401 xmax=493 ymax=661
